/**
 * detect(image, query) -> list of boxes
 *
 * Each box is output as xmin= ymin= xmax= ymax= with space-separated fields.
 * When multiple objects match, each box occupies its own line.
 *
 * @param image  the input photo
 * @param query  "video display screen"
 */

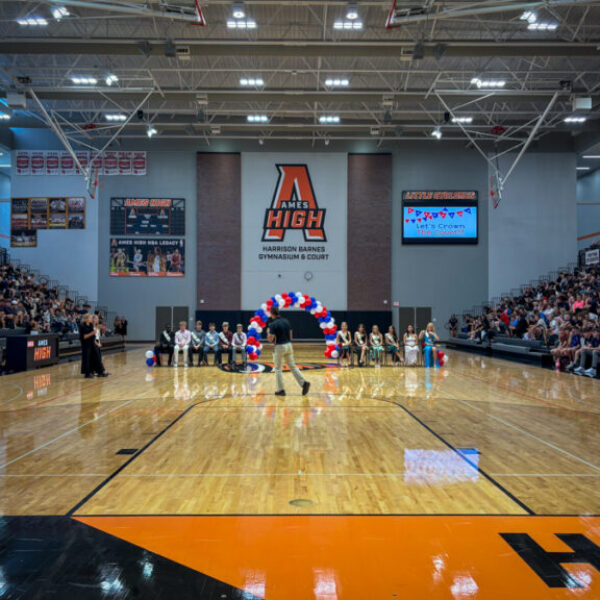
xmin=402 ymin=191 xmax=478 ymax=244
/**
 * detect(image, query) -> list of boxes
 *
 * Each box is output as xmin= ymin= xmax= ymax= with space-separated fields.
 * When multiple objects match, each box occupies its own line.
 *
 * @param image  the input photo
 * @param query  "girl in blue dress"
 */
xmin=370 ymin=325 xmax=384 ymax=368
xmin=419 ymin=322 xmax=440 ymax=367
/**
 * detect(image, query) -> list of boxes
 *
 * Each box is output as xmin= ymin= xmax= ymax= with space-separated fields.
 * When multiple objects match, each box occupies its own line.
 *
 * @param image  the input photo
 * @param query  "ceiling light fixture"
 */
xmin=346 ymin=2 xmax=359 ymax=20
xmin=576 ymin=166 xmax=590 ymax=171
xmin=452 ymin=116 xmax=473 ymax=124
xmin=227 ymin=19 xmax=256 ymax=28
xmin=105 ymin=73 xmax=118 ymax=86
xmin=71 ymin=76 xmax=98 ymax=85
xmin=431 ymin=127 xmax=442 ymax=139
xmin=325 ymin=78 xmax=350 ymax=87
xmin=528 ymin=21 xmax=558 ymax=31
xmin=564 ymin=116 xmax=586 ymax=123
xmin=319 ymin=115 xmax=341 ymax=124
xmin=240 ymin=77 xmax=264 ymax=86
xmin=147 ymin=125 xmax=158 ymax=137
xmin=333 ymin=19 xmax=363 ymax=30
xmin=16 ymin=16 xmax=48 ymax=26
xmin=105 ymin=114 xmax=127 ymax=121
xmin=582 ymin=155 xmax=600 ymax=159
xmin=232 ymin=1 xmax=245 ymax=19
xmin=470 ymin=78 xmax=506 ymax=88
xmin=247 ymin=114 xmax=269 ymax=123
xmin=52 ymin=6 xmax=69 ymax=20
xmin=520 ymin=10 xmax=537 ymax=23
xmin=0 ymin=112 xmax=11 ymax=121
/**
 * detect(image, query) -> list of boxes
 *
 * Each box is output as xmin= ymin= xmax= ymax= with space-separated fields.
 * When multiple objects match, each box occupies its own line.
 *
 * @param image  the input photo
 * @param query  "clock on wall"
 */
xmin=304 ymin=271 xmax=313 ymax=281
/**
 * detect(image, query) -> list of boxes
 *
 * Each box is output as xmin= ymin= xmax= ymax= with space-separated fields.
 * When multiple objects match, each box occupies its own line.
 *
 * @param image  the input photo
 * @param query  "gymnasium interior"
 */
xmin=0 ymin=0 xmax=599 ymax=598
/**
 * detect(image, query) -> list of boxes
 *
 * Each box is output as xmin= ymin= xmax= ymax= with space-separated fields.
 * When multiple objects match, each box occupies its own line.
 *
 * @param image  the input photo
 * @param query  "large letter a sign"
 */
xmin=262 ymin=164 xmax=326 ymax=242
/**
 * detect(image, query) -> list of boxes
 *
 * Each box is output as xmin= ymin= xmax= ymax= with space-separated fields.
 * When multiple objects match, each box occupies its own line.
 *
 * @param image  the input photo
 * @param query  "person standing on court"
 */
xmin=267 ymin=305 xmax=310 ymax=397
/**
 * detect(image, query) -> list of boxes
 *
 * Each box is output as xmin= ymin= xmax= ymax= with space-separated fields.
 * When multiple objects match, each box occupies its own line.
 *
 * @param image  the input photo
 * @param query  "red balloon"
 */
xmin=331 ymin=324 xmax=338 ymax=332
xmin=281 ymin=292 xmax=288 ymax=299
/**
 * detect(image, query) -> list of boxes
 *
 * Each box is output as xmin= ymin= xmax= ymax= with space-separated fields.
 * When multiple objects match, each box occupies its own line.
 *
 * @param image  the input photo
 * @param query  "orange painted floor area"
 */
xmin=77 ymin=515 xmax=600 ymax=600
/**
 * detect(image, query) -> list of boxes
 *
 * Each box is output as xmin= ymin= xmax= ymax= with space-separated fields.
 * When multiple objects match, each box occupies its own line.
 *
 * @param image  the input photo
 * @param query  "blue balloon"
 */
xmin=248 ymin=328 xmax=257 ymax=337
xmin=256 ymin=349 xmax=261 ymax=356
xmin=255 ymin=332 xmax=261 ymax=340
xmin=146 ymin=357 xmax=154 ymax=367
xmin=246 ymin=346 xmax=252 ymax=354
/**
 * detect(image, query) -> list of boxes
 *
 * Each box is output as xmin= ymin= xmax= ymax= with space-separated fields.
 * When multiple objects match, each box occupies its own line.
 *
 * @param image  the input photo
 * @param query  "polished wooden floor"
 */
xmin=1 ymin=346 xmax=598 ymax=517
xmin=1 ymin=347 xmax=599 ymax=599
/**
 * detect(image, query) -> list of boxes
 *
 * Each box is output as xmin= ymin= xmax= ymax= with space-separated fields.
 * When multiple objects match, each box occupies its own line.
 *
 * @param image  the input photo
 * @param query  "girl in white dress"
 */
xmin=404 ymin=324 xmax=419 ymax=366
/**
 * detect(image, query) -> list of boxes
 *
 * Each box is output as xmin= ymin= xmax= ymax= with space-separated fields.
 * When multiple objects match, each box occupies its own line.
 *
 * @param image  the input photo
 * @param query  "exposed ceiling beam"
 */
xmin=1 ymin=39 xmax=598 ymax=58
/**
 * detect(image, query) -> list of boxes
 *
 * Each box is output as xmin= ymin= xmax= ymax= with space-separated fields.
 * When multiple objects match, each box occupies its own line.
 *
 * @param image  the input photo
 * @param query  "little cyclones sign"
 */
xmin=262 ymin=164 xmax=327 ymax=242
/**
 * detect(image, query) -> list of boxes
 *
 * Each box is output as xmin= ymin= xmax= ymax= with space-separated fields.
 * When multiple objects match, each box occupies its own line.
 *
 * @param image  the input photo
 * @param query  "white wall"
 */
xmin=241 ymin=152 xmax=347 ymax=310
xmin=577 ymin=170 xmax=600 ymax=249
xmin=488 ymin=153 xmax=577 ymax=298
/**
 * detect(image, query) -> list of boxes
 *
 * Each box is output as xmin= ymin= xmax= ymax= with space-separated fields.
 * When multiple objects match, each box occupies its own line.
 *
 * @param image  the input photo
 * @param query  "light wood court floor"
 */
xmin=1 ymin=347 xmax=599 ymax=517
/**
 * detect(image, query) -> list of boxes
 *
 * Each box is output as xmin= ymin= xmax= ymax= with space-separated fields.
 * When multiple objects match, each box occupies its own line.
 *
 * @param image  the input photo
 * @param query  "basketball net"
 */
xmin=489 ymin=172 xmax=503 ymax=209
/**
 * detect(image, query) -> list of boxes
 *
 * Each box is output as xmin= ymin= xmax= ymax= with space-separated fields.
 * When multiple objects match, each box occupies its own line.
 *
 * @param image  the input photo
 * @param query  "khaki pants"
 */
xmin=273 ymin=343 xmax=305 ymax=392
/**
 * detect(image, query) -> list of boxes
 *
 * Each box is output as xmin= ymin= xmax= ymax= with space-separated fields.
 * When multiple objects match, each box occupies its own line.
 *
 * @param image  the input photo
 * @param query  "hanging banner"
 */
xmin=16 ymin=151 xmax=31 ymax=176
xmin=60 ymin=151 xmax=75 ymax=175
xmin=30 ymin=152 xmax=45 ymax=175
xmin=103 ymin=151 xmax=118 ymax=175
xmin=132 ymin=152 xmax=147 ymax=175
xmin=12 ymin=151 xmax=146 ymax=176
xmin=585 ymin=248 xmax=599 ymax=265
xmin=118 ymin=151 xmax=132 ymax=175
xmin=45 ymin=151 xmax=60 ymax=175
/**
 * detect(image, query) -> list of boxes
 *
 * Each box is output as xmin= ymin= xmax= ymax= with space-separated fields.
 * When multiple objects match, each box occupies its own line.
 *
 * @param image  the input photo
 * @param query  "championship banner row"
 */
xmin=15 ymin=150 xmax=147 ymax=176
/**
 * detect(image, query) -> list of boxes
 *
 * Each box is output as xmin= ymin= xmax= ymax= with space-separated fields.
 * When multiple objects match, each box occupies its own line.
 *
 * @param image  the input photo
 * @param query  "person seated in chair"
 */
xmin=173 ymin=320 xmax=191 ymax=367
xmin=385 ymin=325 xmax=403 ymax=366
xmin=231 ymin=323 xmax=247 ymax=366
xmin=204 ymin=323 xmax=220 ymax=365
xmin=190 ymin=320 xmax=205 ymax=366
xmin=354 ymin=323 xmax=369 ymax=366
xmin=154 ymin=323 xmax=174 ymax=367
xmin=420 ymin=322 xmax=440 ymax=367
xmin=336 ymin=322 xmax=352 ymax=368
xmin=217 ymin=321 xmax=233 ymax=366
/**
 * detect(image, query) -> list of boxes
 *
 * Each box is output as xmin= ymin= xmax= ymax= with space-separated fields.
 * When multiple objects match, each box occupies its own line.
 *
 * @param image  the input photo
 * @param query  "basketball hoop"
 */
xmin=490 ymin=172 xmax=503 ymax=209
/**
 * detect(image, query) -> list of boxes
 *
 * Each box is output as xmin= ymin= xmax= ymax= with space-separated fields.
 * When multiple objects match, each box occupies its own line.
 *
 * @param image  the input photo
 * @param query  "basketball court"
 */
xmin=1 ymin=0 xmax=600 ymax=598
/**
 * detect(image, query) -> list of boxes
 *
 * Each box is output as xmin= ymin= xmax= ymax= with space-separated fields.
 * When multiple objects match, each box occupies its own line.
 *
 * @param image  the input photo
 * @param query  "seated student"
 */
xmin=154 ymin=323 xmax=174 ymax=367
xmin=354 ymin=323 xmax=369 ymax=366
xmin=336 ymin=322 xmax=352 ymax=368
xmin=204 ymin=323 xmax=220 ymax=365
xmin=231 ymin=324 xmax=247 ymax=365
xmin=385 ymin=325 xmax=403 ymax=365
xmin=403 ymin=324 xmax=419 ymax=366
xmin=173 ymin=320 xmax=191 ymax=367
xmin=420 ymin=322 xmax=440 ymax=367
xmin=217 ymin=321 xmax=233 ymax=365
xmin=577 ymin=329 xmax=600 ymax=377
xmin=190 ymin=320 xmax=205 ymax=366
xmin=564 ymin=326 xmax=582 ymax=370
xmin=369 ymin=325 xmax=384 ymax=368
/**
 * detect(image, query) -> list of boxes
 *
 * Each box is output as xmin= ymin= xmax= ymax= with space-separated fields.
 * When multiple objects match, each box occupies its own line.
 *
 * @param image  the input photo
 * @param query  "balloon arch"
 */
xmin=245 ymin=292 xmax=338 ymax=360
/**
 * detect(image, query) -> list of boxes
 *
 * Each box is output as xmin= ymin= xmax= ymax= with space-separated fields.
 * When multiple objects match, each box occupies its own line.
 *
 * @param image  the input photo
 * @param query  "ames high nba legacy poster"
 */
xmin=241 ymin=153 xmax=347 ymax=310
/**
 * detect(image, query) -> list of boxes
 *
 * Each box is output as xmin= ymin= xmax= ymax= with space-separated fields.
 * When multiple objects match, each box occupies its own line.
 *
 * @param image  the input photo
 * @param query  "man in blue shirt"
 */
xmin=204 ymin=322 xmax=220 ymax=366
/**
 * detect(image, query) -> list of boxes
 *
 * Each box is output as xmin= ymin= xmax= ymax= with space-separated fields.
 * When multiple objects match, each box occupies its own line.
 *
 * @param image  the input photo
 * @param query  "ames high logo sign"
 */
xmin=262 ymin=164 xmax=326 ymax=242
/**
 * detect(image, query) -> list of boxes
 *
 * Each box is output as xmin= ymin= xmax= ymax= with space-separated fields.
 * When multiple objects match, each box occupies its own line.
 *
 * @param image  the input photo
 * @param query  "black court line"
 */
xmin=66 ymin=400 xmax=208 ymax=516
xmin=381 ymin=397 xmax=536 ymax=515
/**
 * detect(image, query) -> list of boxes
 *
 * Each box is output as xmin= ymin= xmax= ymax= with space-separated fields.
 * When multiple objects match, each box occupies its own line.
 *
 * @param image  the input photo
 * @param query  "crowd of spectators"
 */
xmin=456 ymin=262 xmax=600 ymax=376
xmin=0 ymin=260 xmax=111 ymax=338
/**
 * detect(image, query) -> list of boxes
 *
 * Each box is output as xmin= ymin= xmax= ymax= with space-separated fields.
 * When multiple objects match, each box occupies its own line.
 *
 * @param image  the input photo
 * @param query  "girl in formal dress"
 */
xmin=370 ymin=325 xmax=384 ymax=368
xmin=420 ymin=322 xmax=440 ymax=367
xmin=404 ymin=324 xmax=419 ymax=366
xmin=385 ymin=325 xmax=403 ymax=366
xmin=336 ymin=321 xmax=352 ymax=367
xmin=354 ymin=324 xmax=369 ymax=366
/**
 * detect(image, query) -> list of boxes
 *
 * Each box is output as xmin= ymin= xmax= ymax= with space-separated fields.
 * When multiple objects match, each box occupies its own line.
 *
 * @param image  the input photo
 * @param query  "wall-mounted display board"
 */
xmin=10 ymin=197 xmax=86 ymax=246
xmin=110 ymin=198 xmax=185 ymax=236
xmin=109 ymin=238 xmax=185 ymax=277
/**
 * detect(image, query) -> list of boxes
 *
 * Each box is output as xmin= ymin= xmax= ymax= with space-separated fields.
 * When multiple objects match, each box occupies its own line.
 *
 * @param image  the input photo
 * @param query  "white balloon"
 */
xmin=310 ymin=309 xmax=317 ymax=315
xmin=255 ymin=326 xmax=262 ymax=333
xmin=261 ymin=303 xmax=268 ymax=311
xmin=331 ymin=350 xmax=339 ymax=358
xmin=145 ymin=350 xmax=154 ymax=359
xmin=296 ymin=291 xmax=303 ymax=299
xmin=275 ymin=294 xmax=282 ymax=302
xmin=320 ymin=322 xmax=326 ymax=329
xmin=278 ymin=299 xmax=285 ymax=308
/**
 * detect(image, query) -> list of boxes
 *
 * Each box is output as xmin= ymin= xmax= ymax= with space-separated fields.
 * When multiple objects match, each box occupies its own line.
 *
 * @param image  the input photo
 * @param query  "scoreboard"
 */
xmin=110 ymin=198 xmax=185 ymax=236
